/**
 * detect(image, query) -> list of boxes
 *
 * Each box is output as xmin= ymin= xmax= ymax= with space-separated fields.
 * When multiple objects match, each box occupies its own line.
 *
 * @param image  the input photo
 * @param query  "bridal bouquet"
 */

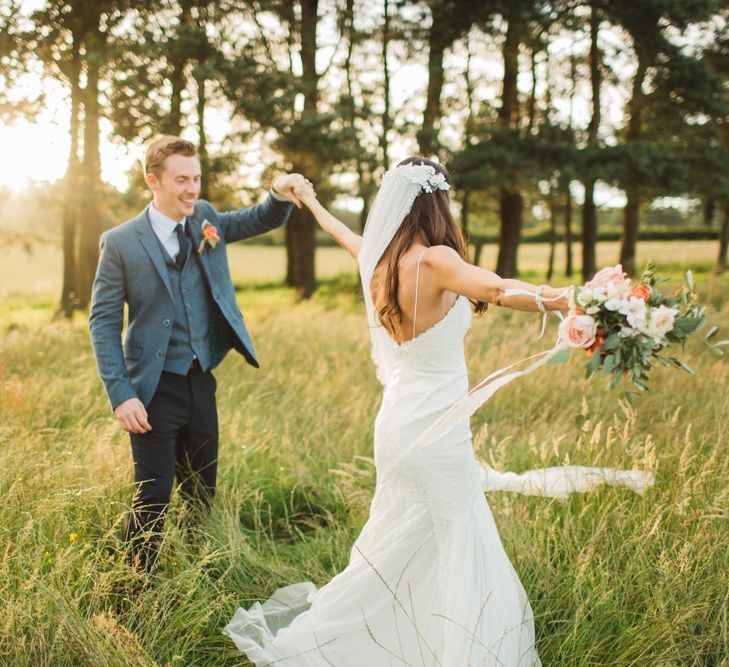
xmin=556 ymin=262 xmax=722 ymax=398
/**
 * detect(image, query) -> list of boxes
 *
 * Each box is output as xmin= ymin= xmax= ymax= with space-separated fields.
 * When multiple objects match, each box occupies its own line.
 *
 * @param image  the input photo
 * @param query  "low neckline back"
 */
xmin=380 ymin=294 xmax=465 ymax=349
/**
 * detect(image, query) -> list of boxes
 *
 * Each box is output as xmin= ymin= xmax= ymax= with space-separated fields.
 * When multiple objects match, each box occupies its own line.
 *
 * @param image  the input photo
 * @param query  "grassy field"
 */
xmin=1 ymin=242 xmax=727 ymax=666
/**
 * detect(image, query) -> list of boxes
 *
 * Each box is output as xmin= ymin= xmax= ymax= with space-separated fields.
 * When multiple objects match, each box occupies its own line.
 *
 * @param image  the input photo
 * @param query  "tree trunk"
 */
xmin=496 ymin=191 xmax=522 ymax=278
xmin=620 ymin=191 xmax=640 ymax=276
xmin=526 ymin=47 xmax=537 ymax=135
xmin=359 ymin=197 xmax=371 ymax=234
xmin=546 ymin=195 xmax=557 ymax=281
xmin=703 ymin=198 xmax=715 ymax=228
xmin=564 ymin=182 xmax=573 ymax=277
xmin=343 ymin=0 xmax=372 ymax=234
xmin=77 ymin=35 xmax=103 ymax=309
xmin=461 ymin=34 xmax=475 ymax=247
xmin=582 ymin=179 xmax=598 ymax=280
xmin=285 ymin=204 xmax=317 ymax=297
xmin=285 ymin=0 xmax=318 ymax=298
xmin=196 ymin=73 xmax=210 ymax=199
xmin=460 ymin=190 xmax=471 ymax=243
xmin=495 ymin=15 xmax=522 ymax=278
xmin=717 ymin=203 xmax=729 ymax=275
xmin=619 ymin=54 xmax=647 ymax=276
xmin=58 ymin=35 xmax=82 ymax=318
xmin=417 ymin=22 xmax=446 ymax=157
xmin=163 ymin=0 xmax=192 ymax=135
xmin=581 ymin=7 xmax=601 ymax=281
xmin=500 ymin=18 xmax=519 ymax=127
xmin=380 ymin=0 xmax=391 ymax=170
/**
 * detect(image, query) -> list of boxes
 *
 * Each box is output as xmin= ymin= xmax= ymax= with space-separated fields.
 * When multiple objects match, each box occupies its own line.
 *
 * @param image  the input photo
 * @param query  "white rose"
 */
xmin=646 ymin=305 xmax=679 ymax=343
xmin=604 ymin=297 xmax=624 ymax=312
xmin=618 ymin=297 xmax=648 ymax=332
xmin=606 ymin=279 xmax=631 ymax=300
xmin=577 ymin=286 xmax=606 ymax=306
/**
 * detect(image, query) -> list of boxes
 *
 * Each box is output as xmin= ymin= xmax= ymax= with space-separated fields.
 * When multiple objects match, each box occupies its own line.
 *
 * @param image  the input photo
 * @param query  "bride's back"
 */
xmin=372 ymin=244 xmax=459 ymax=345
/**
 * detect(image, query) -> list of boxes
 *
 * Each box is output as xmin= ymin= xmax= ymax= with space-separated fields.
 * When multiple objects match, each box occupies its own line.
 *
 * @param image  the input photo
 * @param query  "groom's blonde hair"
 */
xmin=144 ymin=135 xmax=197 ymax=178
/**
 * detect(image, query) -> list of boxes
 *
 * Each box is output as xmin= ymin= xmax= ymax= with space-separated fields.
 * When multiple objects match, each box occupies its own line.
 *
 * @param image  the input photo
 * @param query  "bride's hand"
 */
xmin=271 ymin=173 xmax=314 ymax=208
xmin=293 ymin=183 xmax=318 ymax=209
xmin=546 ymin=285 xmax=572 ymax=311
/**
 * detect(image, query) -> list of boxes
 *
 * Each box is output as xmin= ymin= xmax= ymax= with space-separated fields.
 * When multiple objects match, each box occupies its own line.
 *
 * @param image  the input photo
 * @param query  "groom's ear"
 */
xmin=145 ymin=171 xmax=159 ymax=192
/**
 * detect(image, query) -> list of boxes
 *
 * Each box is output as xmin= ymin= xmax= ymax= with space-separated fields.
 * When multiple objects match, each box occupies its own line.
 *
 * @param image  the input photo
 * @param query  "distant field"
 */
xmin=0 ymin=239 xmax=719 ymax=301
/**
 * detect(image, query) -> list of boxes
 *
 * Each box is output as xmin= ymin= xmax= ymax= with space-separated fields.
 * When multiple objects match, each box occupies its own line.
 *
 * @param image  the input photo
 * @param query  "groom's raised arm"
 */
xmin=89 ymin=233 xmax=138 ymax=411
xmin=213 ymin=173 xmax=315 ymax=243
xmin=214 ymin=191 xmax=294 ymax=244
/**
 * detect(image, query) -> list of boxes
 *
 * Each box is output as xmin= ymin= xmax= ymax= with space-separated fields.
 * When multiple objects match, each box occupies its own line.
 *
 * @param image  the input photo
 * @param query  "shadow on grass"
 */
xmin=236 ymin=478 xmax=346 ymax=543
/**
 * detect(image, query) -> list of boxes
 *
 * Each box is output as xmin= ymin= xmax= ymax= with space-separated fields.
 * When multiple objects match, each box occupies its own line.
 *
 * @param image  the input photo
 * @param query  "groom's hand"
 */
xmin=271 ymin=173 xmax=315 ymax=209
xmin=114 ymin=397 xmax=152 ymax=434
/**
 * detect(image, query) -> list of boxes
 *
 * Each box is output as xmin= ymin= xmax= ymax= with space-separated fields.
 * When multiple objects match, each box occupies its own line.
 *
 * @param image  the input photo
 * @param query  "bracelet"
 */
xmin=535 ymin=285 xmax=547 ymax=313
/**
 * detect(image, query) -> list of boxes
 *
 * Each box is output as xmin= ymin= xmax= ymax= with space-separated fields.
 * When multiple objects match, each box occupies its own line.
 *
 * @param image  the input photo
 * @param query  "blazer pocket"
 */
xmin=124 ymin=344 xmax=143 ymax=361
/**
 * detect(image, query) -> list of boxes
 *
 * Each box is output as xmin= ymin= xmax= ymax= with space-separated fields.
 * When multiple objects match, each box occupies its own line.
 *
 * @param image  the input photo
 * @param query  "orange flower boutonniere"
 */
xmin=197 ymin=219 xmax=221 ymax=254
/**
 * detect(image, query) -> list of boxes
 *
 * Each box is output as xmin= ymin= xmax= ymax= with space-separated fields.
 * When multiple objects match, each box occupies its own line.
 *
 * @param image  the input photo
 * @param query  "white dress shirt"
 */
xmin=147 ymin=189 xmax=289 ymax=262
xmin=148 ymin=203 xmax=186 ymax=261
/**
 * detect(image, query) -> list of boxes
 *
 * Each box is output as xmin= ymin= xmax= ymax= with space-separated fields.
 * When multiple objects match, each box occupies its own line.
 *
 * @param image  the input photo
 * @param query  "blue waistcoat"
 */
xmin=155 ymin=233 xmax=213 ymax=374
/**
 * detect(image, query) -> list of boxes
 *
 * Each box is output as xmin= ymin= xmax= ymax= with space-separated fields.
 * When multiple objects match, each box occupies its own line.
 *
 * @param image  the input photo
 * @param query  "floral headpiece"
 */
xmin=385 ymin=163 xmax=451 ymax=194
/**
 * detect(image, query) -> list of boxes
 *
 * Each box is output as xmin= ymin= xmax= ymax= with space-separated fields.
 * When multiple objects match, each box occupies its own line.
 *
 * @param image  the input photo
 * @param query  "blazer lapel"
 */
xmin=135 ymin=206 xmax=174 ymax=302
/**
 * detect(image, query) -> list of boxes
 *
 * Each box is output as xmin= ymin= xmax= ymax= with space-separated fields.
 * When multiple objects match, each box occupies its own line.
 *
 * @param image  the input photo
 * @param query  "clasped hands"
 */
xmin=272 ymin=173 xmax=317 ymax=209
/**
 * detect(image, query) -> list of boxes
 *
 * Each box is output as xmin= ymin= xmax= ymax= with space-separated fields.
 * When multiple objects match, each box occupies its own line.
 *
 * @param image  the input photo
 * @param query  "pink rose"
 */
xmin=558 ymin=314 xmax=598 ymax=348
xmin=584 ymin=264 xmax=631 ymax=297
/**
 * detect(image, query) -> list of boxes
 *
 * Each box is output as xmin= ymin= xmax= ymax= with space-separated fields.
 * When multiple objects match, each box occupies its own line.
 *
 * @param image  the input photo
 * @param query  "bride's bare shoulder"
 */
xmin=421 ymin=245 xmax=464 ymax=270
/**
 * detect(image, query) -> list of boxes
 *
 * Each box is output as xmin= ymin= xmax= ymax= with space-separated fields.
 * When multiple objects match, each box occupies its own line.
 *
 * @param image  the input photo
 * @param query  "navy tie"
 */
xmin=175 ymin=223 xmax=189 ymax=269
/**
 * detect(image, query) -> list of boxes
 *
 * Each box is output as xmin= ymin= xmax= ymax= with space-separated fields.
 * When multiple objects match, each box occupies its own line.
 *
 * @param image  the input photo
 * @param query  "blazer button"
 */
xmin=156 ymin=350 xmax=163 ymax=358
xmin=163 ymin=319 xmax=171 ymax=327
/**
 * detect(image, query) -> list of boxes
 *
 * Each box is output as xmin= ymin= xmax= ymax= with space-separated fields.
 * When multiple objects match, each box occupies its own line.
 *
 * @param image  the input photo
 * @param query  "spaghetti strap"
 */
xmin=413 ymin=249 xmax=428 ymax=339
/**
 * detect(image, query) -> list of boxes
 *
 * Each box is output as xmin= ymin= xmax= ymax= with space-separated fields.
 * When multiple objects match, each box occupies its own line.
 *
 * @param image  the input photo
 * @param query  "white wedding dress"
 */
xmin=224 ymin=164 xmax=654 ymax=666
xmin=225 ymin=294 xmax=544 ymax=666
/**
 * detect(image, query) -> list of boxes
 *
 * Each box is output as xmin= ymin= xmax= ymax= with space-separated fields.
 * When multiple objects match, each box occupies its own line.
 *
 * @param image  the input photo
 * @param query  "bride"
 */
xmin=224 ymin=157 xmax=654 ymax=666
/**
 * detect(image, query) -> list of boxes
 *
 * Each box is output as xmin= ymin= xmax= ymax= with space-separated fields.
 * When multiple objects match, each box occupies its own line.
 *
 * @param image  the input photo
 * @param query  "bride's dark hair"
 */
xmin=374 ymin=156 xmax=487 ymax=338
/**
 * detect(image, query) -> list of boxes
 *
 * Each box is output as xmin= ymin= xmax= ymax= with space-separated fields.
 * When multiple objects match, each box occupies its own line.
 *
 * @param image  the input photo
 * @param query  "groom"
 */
xmin=89 ymin=134 xmax=311 ymax=572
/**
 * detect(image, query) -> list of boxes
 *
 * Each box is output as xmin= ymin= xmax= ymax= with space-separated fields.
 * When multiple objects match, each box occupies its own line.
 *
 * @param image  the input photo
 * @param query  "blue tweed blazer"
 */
xmin=89 ymin=195 xmax=293 ymax=411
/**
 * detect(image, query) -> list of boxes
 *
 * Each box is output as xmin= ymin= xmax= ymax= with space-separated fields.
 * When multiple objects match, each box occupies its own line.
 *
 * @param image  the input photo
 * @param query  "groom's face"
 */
xmin=147 ymin=154 xmax=202 ymax=220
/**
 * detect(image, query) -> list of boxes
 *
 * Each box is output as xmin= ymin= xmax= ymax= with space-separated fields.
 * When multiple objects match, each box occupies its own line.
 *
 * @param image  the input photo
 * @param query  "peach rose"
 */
xmin=584 ymin=264 xmax=631 ymax=297
xmin=558 ymin=314 xmax=598 ymax=348
xmin=630 ymin=284 xmax=651 ymax=302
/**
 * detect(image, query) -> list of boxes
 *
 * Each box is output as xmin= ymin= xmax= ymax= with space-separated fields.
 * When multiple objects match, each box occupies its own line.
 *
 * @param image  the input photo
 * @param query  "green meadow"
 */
xmin=1 ymin=241 xmax=727 ymax=666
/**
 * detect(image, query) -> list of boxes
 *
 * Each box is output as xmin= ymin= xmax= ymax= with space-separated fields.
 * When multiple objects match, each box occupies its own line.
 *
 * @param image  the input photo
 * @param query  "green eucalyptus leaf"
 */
xmin=547 ymin=349 xmax=571 ymax=366
xmin=603 ymin=334 xmax=621 ymax=351
xmin=602 ymin=354 xmax=617 ymax=375
xmin=588 ymin=350 xmax=602 ymax=373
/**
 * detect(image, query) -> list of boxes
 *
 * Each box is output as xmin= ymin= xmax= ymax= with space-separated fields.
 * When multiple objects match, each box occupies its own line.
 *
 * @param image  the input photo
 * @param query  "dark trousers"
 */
xmin=125 ymin=364 xmax=218 ymax=571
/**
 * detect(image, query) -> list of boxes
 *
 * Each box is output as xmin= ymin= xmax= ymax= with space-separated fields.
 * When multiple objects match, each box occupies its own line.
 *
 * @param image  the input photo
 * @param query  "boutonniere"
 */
xmin=197 ymin=219 xmax=221 ymax=254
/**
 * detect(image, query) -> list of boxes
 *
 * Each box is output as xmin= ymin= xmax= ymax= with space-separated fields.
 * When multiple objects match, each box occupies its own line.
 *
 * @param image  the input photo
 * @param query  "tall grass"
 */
xmin=1 ymin=245 xmax=727 ymax=666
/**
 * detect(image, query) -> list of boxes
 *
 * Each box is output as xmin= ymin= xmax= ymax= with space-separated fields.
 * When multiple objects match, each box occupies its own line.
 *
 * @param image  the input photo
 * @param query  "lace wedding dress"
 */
xmin=226 ymin=293 xmax=546 ymax=666
xmin=224 ymin=164 xmax=654 ymax=666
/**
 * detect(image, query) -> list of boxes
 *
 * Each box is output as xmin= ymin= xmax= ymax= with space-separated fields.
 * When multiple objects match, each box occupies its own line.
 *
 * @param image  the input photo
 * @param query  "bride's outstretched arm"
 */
xmin=425 ymin=245 xmax=570 ymax=312
xmin=293 ymin=185 xmax=362 ymax=259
